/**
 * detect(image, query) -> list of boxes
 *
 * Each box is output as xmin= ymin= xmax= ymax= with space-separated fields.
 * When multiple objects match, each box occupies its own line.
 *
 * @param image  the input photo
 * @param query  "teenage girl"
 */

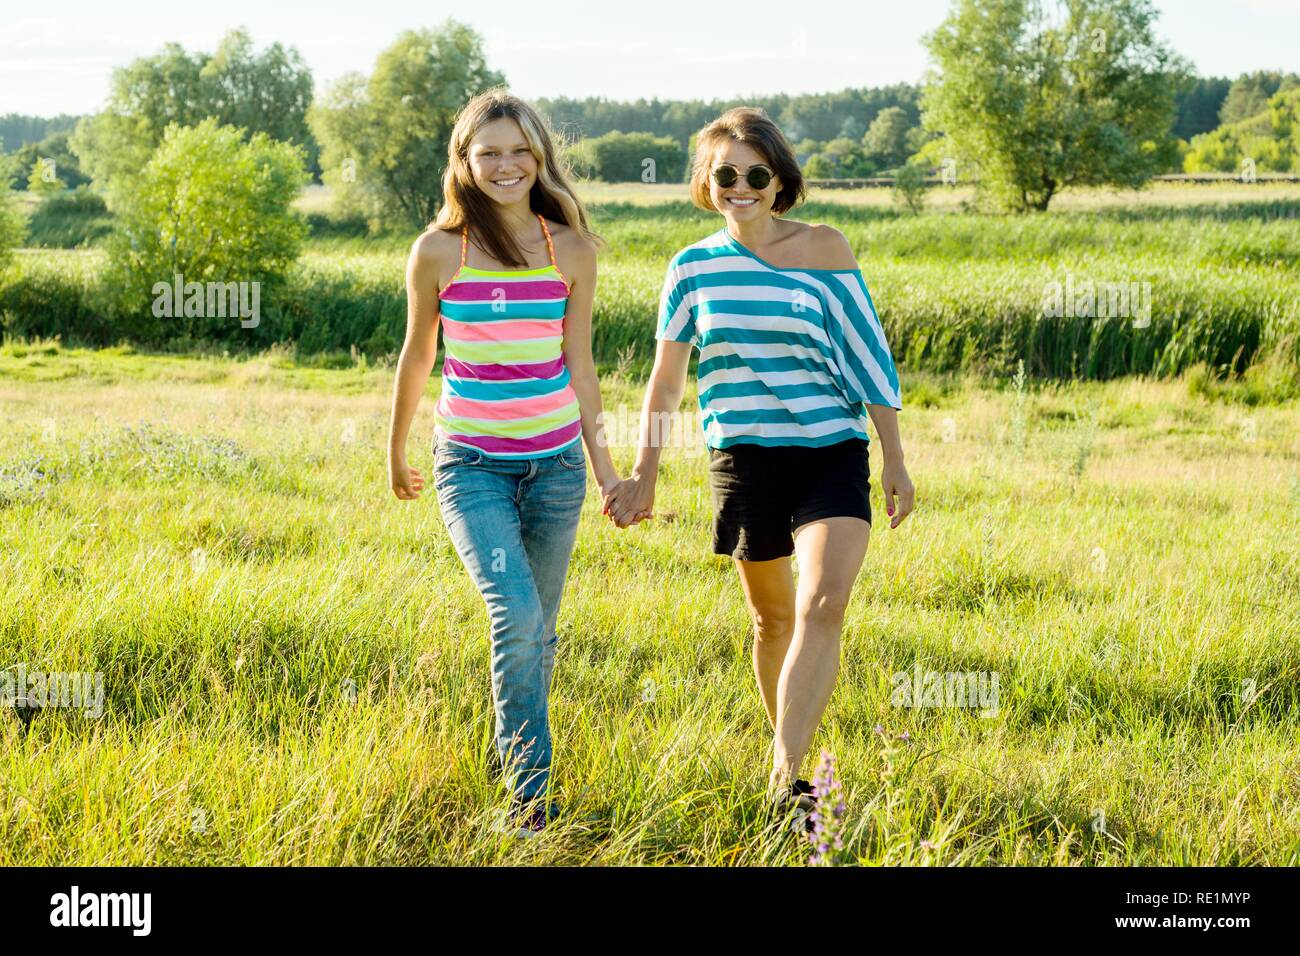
xmin=387 ymin=90 xmax=618 ymax=835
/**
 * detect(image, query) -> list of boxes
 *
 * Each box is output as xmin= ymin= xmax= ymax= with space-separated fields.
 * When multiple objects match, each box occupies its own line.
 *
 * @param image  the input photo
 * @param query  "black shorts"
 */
xmin=708 ymin=438 xmax=872 ymax=562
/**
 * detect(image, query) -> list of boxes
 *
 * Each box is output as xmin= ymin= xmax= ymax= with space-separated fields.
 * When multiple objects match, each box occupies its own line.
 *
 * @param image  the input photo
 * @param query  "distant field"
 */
xmin=2 ymin=342 xmax=1297 ymax=864
xmin=5 ymin=181 xmax=1298 ymax=392
xmin=293 ymin=179 xmax=1300 ymax=213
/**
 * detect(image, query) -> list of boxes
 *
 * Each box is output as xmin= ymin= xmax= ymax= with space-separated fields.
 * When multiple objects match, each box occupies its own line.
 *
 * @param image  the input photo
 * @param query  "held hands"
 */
xmin=880 ymin=456 xmax=915 ymax=530
xmin=602 ymin=472 xmax=655 ymax=528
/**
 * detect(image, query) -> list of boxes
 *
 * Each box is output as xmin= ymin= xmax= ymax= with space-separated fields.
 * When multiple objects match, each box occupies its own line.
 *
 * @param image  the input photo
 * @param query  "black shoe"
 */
xmin=768 ymin=781 xmax=816 ymax=833
xmin=12 ymin=694 xmax=41 ymax=736
xmin=507 ymin=797 xmax=559 ymax=839
xmin=510 ymin=805 xmax=547 ymax=839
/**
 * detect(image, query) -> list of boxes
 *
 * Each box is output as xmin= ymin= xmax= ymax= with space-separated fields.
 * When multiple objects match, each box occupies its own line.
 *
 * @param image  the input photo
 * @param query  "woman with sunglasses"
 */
xmin=606 ymin=107 xmax=914 ymax=824
xmin=388 ymin=90 xmax=618 ymax=836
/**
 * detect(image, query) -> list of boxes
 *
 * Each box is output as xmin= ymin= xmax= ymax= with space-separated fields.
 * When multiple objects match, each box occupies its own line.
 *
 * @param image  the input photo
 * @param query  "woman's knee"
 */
xmin=750 ymin=600 xmax=795 ymax=643
xmin=796 ymin=588 xmax=851 ymax=628
xmin=484 ymin=593 xmax=545 ymax=647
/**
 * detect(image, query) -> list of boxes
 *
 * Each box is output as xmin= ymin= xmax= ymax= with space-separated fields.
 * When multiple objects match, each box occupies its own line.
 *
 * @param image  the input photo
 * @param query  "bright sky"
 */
xmin=2 ymin=0 xmax=1296 ymax=117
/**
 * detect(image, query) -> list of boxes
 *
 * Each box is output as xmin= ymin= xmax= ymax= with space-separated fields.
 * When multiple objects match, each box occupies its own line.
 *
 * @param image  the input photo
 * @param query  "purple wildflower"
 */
xmin=807 ymin=749 xmax=847 ymax=866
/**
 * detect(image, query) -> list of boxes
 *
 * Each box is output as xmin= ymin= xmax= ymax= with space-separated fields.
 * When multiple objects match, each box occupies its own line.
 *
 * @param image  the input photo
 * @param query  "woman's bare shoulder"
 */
xmin=408 ymin=228 xmax=462 ymax=291
xmin=550 ymin=220 xmax=598 ymax=266
xmin=804 ymin=222 xmax=858 ymax=270
xmin=549 ymin=219 xmax=594 ymax=246
xmin=774 ymin=220 xmax=857 ymax=270
xmin=411 ymin=227 xmax=461 ymax=262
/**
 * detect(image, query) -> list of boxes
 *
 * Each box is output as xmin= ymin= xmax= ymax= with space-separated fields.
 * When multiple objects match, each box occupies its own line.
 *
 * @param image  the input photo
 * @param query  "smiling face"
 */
xmin=467 ymin=117 xmax=539 ymax=206
xmin=707 ymin=139 xmax=780 ymax=226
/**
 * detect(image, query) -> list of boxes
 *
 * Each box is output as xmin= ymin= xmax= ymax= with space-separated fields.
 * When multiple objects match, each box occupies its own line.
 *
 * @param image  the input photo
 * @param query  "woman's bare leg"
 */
xmin=733 ymin=557 xmax=796 ymax=729
xmin=769 ymin=516 xmax=870 ymax=791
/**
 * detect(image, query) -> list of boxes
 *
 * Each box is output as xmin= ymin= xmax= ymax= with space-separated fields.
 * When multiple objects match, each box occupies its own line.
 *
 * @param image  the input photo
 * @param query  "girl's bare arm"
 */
xmin=387 ymin=231 xmax=449 ymax=500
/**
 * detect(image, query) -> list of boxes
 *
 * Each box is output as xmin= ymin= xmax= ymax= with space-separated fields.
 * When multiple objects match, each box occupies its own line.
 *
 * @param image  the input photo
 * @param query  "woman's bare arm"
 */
xmin=387 ymin=231 xmax=451 ymax=500
xmin=558 ymin=232 xmax=620 ymax=498
xmin=606 ymin=338 xmax=693 ymax=527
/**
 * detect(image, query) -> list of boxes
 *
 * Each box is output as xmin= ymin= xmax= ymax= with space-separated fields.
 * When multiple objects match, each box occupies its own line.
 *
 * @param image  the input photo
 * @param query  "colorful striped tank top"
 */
xmin=434 ymin=214 xmax=582 ymax=458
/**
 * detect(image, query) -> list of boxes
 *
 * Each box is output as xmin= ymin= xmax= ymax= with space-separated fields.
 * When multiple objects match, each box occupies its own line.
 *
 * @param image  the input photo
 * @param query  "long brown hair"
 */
xmin=433 ymin=89 xmax=599 ymax=268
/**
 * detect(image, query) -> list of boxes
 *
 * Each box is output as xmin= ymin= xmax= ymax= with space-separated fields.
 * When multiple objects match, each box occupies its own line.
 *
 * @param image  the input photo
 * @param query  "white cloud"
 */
xmin=1235 ymin=0 xmax=1300 ymax=15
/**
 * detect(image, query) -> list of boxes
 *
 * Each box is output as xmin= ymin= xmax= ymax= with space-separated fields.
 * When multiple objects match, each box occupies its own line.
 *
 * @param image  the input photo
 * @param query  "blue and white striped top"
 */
xmin=656 ymin=227 xmax=902 ymax=450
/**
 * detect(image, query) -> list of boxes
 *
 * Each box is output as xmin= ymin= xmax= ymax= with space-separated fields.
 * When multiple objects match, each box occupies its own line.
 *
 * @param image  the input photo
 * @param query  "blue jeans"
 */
xmin=432 ymin=435 xmax=587 ymax=802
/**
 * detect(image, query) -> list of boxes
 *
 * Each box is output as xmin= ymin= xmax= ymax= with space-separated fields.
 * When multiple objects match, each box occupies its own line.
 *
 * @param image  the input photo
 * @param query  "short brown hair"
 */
xmin=689 ymin=107 xmax=805 ymax=215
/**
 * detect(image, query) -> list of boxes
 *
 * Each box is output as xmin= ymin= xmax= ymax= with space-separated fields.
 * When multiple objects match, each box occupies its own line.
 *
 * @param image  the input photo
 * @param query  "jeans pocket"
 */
xmin=435 ymin=441 xmax=484 ymax=470
xmin=557 ymin=444 xmax=586 ymax=471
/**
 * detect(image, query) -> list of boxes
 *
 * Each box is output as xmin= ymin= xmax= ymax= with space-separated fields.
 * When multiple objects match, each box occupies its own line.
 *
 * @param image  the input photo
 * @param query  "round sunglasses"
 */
xmin=712 ymin=164 xmax=773 ymax=191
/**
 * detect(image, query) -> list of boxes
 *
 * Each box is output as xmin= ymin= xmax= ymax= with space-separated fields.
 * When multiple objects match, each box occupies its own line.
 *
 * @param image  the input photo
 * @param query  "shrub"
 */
xmin=892 ymin=164 xmax=928 ymax=215
xmin=578 ymin=131 xmax=686 ymax=183
xmin=103 ymin=118 xmax=309 ymax=342
xmin=0 ymin=161 xmax=27 ymax=270
xmin=25 ymin=187 xmax=112 ymax=248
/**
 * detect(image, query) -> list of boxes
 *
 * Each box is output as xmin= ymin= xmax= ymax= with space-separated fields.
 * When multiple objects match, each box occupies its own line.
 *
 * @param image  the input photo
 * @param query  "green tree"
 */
xmin=892 ymin=163 xmax=929 ymax=215
xmin=104 ymin=118 xmax=308 ymax=340
xmin=803 ymin=152 xmax=838 ymax=179
xmin=0 ymin=141 xmax=14 ymax=184
xmin=922 ymin=0 xmax=1183 ymax=211
xmin=1172 ymin=75 xmax=1232 ymax=140
xmin=831 ymin=137 xmax=877 ymax=177
xmin=1270 ymin=90 xmax=1300 ymax=170
xmin=578 ymin=131 xmax=685 ymax=182
xmin=0 ymin=139 xmax=28 ymax=269
xmin=904 ymin=124 xmax=939 ymax=160
xmin=309 ymin=21 xmax=504 ymax=230
xmin=11 ymin=132 xmax=90 ymax=190
xmin=1218 ymin=71 xmax=1300 ymax=127
xmin=804 ymin=139 xmax=877 ymax=179
xmin=200 ymin=29 xmax=315 ymax=161
xmin=792 ymin=137 xmax=821 ymax=166
xmin=1183 ymin=128 xmax=1244 ymax=173
xmin=71 ymin=29 xmax=316 ymax=198
xmin=1186 ymin=87 xmax=1300 ymax=173
xmin=533 ymin=86 xmax=921 ymax=147
xmin=561 ymin=139 xmax=594 ymax=180
xmin=0 ymin=114 xmax=80 ymax=151
xmin=26 ymin=158 xmax=64 ymax=198
xmin=838 ymin=115 xmax=866 ymax=140
xmin=862 ymin=106 xmax=914 ymax=169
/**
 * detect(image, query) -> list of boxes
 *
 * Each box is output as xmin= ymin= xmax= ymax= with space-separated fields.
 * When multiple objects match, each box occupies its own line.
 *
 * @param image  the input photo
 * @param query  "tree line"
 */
xmin=6 ymin=67 xmax=1289 ymax=195
xmin=2 ymin=0 xmax=1298 ymax=284
xmin=3 ymin=67 xmax=1281 ymax=175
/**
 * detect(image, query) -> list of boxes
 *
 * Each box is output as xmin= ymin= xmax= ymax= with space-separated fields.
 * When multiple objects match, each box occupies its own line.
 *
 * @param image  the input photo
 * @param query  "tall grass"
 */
xmin=1 ymin=344 xmax=1297 ymax=864
xmin=3 ymin=194 xmax=1297 ymax=385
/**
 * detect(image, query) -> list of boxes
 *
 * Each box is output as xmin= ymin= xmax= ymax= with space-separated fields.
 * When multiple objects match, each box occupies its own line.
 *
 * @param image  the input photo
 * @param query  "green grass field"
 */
xmin=7 ymin=182 xmax=1300 ymax=383
xmin=2 ymin=340 xmax=1297 ymax=865
xmin=3 ymin=182 xmax=1298 ymax=865
xmin=564 ymin=178 xmax=1300 ymax=211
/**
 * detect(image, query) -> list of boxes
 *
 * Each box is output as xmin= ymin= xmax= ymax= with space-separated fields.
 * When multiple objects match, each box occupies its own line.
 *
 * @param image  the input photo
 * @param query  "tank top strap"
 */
xmin=459 ymin=226 xmax=469 ymax=267
xmin=537 ymin=214 xmax=558 ymax=269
